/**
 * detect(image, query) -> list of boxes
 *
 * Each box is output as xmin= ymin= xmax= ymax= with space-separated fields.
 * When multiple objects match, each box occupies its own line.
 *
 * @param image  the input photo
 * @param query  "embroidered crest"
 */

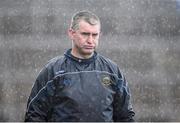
xmin=102 ymin=76 xmax=112 ymax=86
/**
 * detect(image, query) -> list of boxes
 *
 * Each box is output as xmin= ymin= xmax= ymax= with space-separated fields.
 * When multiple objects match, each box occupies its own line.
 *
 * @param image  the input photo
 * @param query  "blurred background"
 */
xmin=0 ymin=0 xmax=180 ymax=121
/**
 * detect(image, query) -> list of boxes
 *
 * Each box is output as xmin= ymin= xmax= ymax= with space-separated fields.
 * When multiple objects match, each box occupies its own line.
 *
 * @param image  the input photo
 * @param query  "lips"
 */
xmin=84 ymin=46 xmax=94 ymax=49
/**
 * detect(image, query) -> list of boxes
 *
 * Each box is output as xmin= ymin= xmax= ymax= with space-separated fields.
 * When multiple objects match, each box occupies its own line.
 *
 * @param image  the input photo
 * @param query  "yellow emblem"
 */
xmin=102 ymin=76 xmax=111 ymax=86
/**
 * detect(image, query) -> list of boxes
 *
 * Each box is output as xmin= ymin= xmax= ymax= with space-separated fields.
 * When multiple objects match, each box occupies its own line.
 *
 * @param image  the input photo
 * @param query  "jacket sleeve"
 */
xmin=25 ymin=81 xmax=53 ymax=122
xmin=113 ymin=72 xmax=135 ymax=122
xmin=25 ymin=65 xmax=54 ymax=121
xmin=26 ymin=67 xmax=50 ymax=106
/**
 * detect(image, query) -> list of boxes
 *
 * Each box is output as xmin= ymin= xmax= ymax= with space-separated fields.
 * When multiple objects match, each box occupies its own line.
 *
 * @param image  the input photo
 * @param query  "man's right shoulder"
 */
xmin=45 ymin=55 xmax=66 ymax=68
xmin=36 ymin=55 xmax=66 ymax=81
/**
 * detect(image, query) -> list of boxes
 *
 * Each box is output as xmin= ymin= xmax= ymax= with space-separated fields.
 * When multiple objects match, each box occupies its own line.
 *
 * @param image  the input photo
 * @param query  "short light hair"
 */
xmin=70 ymin=10 xmax=101 ymax=30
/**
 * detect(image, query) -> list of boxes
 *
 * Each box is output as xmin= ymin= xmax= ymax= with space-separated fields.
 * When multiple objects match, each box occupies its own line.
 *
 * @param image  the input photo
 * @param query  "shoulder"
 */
xmin=45 ymin=55 xmax=66 ymax=69
xmin=97 ymin=54 xmax=119 ymax=69
xmin=97 ymin=54 xmax=125 ymax=83
xmin=37 ymin=55 xmax=66 ymax=78
xmin=97 ymin=54 xmax=123 ymax=77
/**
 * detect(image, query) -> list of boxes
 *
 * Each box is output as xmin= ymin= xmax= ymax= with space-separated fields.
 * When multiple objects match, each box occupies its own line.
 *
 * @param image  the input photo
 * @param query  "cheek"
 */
xmin=73 ymin=34 xmax=80 ymax=42
xmin=95 ymin=40 xmax=99 ymax=46
xmin=78 ymin=36 xmax=87 ymax=44
xmin=94 ymin=38 xmax=99 ymax=44
xmin=73 ymin=36 xmax=85 ymax=45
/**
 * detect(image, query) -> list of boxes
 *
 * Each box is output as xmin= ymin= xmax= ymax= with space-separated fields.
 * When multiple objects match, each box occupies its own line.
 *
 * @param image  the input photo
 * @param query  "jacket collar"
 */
xmin=64 ymin=49 xmax=97 ymax=64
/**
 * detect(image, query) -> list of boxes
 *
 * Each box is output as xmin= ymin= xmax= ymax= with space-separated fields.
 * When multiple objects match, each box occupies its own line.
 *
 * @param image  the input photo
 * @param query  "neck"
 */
xmin=71 ymin=49 xmax=94 ymax=59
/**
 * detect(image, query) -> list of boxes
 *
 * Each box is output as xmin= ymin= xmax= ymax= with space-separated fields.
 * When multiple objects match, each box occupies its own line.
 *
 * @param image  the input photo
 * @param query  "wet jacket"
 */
xmin=25 ymin=49 xmax=135 ymax=122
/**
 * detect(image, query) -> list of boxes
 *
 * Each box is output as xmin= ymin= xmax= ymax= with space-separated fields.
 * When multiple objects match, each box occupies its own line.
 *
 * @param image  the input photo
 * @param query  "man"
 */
xmin=25 ymin=10 xmax=135 ymax=122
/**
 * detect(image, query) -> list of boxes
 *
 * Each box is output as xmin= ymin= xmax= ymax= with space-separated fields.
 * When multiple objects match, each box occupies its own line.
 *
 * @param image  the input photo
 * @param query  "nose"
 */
xmin=87 ymin=34 xmax=94 ymax=44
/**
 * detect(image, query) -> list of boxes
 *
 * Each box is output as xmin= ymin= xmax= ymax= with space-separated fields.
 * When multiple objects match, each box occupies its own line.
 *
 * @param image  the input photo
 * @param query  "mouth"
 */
xmin=84 ymin=46 xmax=94 ymax=49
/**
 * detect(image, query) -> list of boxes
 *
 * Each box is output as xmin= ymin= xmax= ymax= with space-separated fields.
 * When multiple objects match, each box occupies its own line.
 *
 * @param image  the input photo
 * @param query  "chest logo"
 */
xmin=102 ymin=76 xmax=112 ymax=86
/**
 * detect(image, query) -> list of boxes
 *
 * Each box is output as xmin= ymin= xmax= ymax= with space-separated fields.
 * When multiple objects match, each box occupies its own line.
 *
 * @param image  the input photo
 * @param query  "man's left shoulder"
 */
xmin=96 ymin=54 xmax=121 ymax=74
xmin=97 ymin=54 xmax=118 ymax=67
xmin=97 ymin=54 xmax=124 ymax=79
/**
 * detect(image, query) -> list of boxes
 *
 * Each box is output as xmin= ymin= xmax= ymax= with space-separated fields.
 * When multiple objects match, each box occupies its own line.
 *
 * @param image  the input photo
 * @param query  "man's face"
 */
xmin=69 ymin=20 xmax=100 ymax=59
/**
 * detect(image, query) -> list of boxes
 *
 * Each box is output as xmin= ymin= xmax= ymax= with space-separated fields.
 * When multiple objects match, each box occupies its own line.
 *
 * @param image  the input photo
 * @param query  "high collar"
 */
xmin=64 ymin=49 xmax=97 ymax=64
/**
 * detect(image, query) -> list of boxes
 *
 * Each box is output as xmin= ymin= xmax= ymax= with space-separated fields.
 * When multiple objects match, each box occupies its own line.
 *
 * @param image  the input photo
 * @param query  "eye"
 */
xmin=81 ymin=32 xmax=90 ymax=36
xmin=92 ymin=33 xmax=98 ymax=37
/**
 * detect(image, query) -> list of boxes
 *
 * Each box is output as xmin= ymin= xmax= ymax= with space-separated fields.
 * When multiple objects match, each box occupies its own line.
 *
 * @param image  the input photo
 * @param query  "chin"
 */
xmin=83 ymin=49 xmax=94 ymax=54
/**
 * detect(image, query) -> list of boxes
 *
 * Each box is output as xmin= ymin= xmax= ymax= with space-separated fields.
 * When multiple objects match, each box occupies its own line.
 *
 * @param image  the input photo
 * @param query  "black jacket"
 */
xmin=25 ymin=49 xmax=135 ymax=122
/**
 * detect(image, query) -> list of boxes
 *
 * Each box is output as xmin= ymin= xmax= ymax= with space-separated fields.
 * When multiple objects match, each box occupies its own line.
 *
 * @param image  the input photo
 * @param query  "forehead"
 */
xmin=78 ymin=20 xmax=100 ymax=33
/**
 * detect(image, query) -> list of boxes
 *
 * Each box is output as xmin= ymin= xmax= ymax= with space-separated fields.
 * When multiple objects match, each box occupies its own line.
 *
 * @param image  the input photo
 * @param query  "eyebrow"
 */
xmin=80 ymin=32 xmax=98 ymax=36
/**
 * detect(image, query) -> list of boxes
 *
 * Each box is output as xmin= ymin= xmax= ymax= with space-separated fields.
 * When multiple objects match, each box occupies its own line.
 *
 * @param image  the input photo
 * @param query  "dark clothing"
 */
xmin=25 ymin=49 xmax=135 ymax=122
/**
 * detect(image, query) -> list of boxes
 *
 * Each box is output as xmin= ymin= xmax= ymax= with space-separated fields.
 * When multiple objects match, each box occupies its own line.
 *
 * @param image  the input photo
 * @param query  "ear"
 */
xmin=68 ymin=29 xmax=75 ymax=40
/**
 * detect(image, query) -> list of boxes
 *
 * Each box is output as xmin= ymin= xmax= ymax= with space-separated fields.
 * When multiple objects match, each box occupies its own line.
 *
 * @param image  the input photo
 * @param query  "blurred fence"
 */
xmin=0 ymin=0 xmax=180 ymax=121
